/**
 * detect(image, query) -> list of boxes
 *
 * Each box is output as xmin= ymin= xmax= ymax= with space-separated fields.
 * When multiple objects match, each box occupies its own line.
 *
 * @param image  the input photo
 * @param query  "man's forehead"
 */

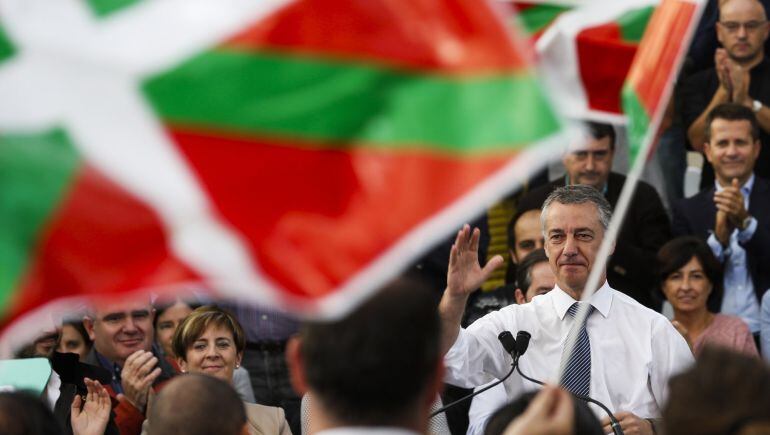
xmin=92 ymin=300 xmax=152 ymax=317
xmin=566 ymin=135 xmax=611 ymax=153
xmin=515 ymin=210 xmax=541 ymax=235
xmin=720 ymin=0 xmax=766 ymax=18
xmin=545 ymin=202 xmax=602 ymax=230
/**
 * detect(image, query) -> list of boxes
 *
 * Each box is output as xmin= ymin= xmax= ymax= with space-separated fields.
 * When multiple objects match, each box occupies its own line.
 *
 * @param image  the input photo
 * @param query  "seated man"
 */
xmin=83 ymin=299 xmax=175 ymax=435
xmin=518 ymin=122 xmax=670 ymax=310
xmin=286 ymin=276 xmax=443 ymax=434
xmin=672 ymin=103 xmax=770 ymax=344
xmin=441 ymin=186 xmax=692 ymax=435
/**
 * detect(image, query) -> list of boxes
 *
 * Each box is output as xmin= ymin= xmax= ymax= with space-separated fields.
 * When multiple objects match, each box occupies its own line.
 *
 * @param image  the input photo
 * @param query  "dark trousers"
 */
xmin=242 ymin=346 xmax=301 ymax=435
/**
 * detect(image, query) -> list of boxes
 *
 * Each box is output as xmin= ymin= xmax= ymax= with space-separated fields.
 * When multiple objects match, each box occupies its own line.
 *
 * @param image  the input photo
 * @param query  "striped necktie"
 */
xmin=560 ymin=302 xmax=595 ymax=397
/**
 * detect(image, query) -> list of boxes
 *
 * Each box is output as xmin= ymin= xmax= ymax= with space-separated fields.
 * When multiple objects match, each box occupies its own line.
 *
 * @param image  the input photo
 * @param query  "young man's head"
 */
xmin=717 ymin=0 xmax=769 ymax=64
xmin=541 ymin=185 xmax=614 ymax=298
xmin=507 ymin=209 xmax=545 ymax=264
xmin=514 ymin=249 xmax=556 ymax=304
xmin=704 ymin=103 xmax=761 ymax=187
xmin=148 ymin=374 xmax=248 ymax=435
xmin=287 ymin=276 xmax=443 ymax=433
xmin=562 ymin=122 xmax=616 ymax=191
xmin=83 ymin=299 xmax=155 ymax=367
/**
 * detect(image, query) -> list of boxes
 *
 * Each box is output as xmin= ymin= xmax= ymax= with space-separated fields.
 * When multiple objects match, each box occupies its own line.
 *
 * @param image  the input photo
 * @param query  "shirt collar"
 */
xmin=551 ymin=281 xmax=612 ymax=320
xmin=714 ymin=173 xmax=755 ymax=196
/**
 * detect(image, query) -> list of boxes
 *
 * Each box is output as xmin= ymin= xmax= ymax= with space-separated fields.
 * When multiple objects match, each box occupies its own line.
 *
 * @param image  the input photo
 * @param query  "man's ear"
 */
xmin=514 ymin=289 xmax=527 ymax=305
xmin=703 ymin=142 xmax=714 ymax=164
xmin=286 ymin=337 xmax=309 ymax=395
xmin=82 ymin=316 xmax=96 ymax=341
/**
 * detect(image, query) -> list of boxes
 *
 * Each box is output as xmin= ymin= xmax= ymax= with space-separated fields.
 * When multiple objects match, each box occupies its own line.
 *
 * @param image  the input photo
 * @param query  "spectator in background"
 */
xmin=82 ymin=299 xmax=176 ymax=435
xmin=147 ymin=374 xmax=248 ymax=435
xmin=58 ymin=320 xmax=93 ymax=362
xmin=518 ymin=122 xmax=671 ymax=310
xmin=465 ymin=211 xmax=545 ymax=325
xmin=286 ymin=276 xmax=443 ymax=434
xmin=680 ymin=0 xmax=770 ymax=188
xmin=663 ymin=347 xmax=770 ymax=435
xmin=658 ymin=236 xmax=758 ymax=356
xmin=171 ymin=306 xmax=290 ymax=435
xmin=672 ymin=103 xmax=770 ymax=349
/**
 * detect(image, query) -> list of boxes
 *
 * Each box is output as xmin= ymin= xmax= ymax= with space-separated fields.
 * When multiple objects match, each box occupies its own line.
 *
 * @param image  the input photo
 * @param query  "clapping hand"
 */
xmin=118 ymin=350 xmax=161 ymax=411
xmin=71 ymin=378 xmax=111 ymax=435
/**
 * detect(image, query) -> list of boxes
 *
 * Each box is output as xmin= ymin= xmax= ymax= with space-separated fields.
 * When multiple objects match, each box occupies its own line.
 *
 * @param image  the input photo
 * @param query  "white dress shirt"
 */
xmin=445 ymin=282 xmax=693 ymax=418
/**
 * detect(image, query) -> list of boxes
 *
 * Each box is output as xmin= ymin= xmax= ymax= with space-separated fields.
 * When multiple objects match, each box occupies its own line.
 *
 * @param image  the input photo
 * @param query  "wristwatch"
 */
xmin=753 ymin=99 xmax=763 ymax=113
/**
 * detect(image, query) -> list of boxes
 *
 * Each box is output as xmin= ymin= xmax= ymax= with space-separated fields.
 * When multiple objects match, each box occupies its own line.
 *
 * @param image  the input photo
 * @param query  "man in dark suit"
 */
xmin=672 ymin=103 xmax=770 ymax=341
xmin=518 ymin=122 xmax=671 ymax=310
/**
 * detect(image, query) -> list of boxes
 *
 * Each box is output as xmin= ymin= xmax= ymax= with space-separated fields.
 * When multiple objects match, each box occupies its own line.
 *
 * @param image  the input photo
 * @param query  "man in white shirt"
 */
xmin=439 ymin=185 xmax=693 ymax=435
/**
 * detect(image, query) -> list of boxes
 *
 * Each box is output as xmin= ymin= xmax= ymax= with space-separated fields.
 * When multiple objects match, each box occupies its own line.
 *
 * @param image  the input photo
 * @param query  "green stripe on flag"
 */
xmin=622 ymin=84 xmax=651 ymax=164
xmin=617 ymin=6 xmax=654 ymax=43
xmin=0 ymin=129 xmax=81 ymax=314
xmin=143 ymin=49 xmax=560 ymax=153
xmin=517 ymin=5 xmax=571 ymax=35
xmin=0 ymin=24 xmax=16 ymax=64
xmin=83 ymin=0 xmax=143 ymax=17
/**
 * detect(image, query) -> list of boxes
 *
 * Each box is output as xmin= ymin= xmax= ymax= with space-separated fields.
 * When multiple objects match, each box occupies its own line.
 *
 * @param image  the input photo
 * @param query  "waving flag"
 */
xmin=0 ymin=0 xmax=564 ymax=345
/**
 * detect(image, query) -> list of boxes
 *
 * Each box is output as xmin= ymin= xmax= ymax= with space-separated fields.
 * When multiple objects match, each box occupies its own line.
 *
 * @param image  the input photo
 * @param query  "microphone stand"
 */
xmin=429 ymin=359 xmax=517 ymax=418
xmin=515 ymin=364 xmax=624 ymax=435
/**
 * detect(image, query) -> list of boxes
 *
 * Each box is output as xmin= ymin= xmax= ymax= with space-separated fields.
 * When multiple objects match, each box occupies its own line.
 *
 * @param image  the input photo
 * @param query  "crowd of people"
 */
xmin=3 ymin=0 xmax=770 ymax=434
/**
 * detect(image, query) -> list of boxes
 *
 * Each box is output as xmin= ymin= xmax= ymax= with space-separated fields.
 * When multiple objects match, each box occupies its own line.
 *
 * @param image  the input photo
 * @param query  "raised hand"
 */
xmin=118 ymin=350 xmax=161 ymax=411
xmin=71 ymin=378 xmax=111 ymax=435
xmin=446 ymin=224 xmax=504 ymax=297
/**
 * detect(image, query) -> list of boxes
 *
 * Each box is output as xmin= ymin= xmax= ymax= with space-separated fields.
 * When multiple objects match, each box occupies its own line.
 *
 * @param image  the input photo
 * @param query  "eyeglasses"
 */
xmin=718 ymin=20 xmax=767 ymax=33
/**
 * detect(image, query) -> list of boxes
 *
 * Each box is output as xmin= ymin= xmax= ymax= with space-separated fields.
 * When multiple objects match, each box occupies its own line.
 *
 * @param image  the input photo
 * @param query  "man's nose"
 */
xmin=585 ymin=154 xmax=595 ymax=170
xmin=563 ymin=235 xmax=578 ymax=255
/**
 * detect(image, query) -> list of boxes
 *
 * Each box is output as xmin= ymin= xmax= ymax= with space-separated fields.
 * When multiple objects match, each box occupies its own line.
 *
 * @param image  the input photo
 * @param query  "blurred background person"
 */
xmin=658 ymin=236 xmax=758 ymax=356
xmin=172 ymin=305 xmax=290 ymax=435
xmin=148 ymin=374 xmax=248 ymax=435
xmin=664 ymin=347 xmax=770 ymax=435
xmin=57 ymin=319 xmax=93 ymax=362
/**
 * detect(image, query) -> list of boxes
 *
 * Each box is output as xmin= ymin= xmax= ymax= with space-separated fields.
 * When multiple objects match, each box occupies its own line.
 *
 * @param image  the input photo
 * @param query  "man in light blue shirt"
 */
xmin=672 ymin=103 xmax=770 ymax=347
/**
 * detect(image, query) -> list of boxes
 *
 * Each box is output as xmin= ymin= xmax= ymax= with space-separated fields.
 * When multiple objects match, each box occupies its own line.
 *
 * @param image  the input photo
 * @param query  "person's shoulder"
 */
xmin=518 ymin=179 xmax=562 ymax=211
xmin=713 ymin=314 xmax=751 ymax=331
xmin=682 ymin=65 xmax=718 ymax=86
xmin=245 ymin=402 xmax=286 ymax=426
xmin=609 ymin=289 xmax=666 ymax=321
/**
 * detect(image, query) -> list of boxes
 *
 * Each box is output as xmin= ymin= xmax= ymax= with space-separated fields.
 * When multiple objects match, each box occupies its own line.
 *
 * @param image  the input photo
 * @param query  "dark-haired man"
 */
xmin=286 ymin=277 xmax=443 ymax=434
xmin=673 ymin=103 xmax=770 ymax=344
xmin=518 ymin=122 xmax=671 ymax=309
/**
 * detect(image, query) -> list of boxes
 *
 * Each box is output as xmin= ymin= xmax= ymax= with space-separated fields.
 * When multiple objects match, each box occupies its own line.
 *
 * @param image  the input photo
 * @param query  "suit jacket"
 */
xmin=85 ymin=346 xmax=176 ymax=435
xmin=246 ymin=402 xmax=293 ymax=435
xmin=671 ymin=176 xmax=770 ymax=307
xmin=518 ymin=172 xmax=672 ymax=309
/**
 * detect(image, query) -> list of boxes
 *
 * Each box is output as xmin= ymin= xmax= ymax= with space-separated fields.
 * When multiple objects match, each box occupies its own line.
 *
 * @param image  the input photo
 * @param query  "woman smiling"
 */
xmin=172 ymin=306 xmax=291 ymax=435
xmin=657 ymin=237 xmax=758 ymax=357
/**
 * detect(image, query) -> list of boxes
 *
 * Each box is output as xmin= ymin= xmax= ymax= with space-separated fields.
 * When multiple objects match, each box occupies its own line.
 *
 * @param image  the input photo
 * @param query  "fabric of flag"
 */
xmin=505 ymin=2 xmax=573 ymax=39
xmin=0 ymin=0 xmax=564 ymax=340
xmin=622 ymin=0 xmax=700 ymax=163
xmin=534 ymin=0 xmax=657 ymax=123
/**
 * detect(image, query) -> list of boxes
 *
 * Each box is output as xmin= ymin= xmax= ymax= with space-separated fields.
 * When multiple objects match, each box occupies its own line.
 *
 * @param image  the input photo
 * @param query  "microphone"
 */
xmin=429 ymin=332 xmax=520 ymax=418
xmin=512 ymin=330 xmax=624 ymax=435
xmin=515 ymin=331 xmax=530 ymax=358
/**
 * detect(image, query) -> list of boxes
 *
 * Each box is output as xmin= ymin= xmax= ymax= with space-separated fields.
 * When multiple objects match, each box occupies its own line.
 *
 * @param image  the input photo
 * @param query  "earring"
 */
xmin=235 ymin=363 xmax=240 ymax=369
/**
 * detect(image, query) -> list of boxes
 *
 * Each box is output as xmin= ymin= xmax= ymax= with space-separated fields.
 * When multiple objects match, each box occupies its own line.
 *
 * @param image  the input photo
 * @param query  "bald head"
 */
xmin=148 ymin=374 xmax=246 ymax=435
